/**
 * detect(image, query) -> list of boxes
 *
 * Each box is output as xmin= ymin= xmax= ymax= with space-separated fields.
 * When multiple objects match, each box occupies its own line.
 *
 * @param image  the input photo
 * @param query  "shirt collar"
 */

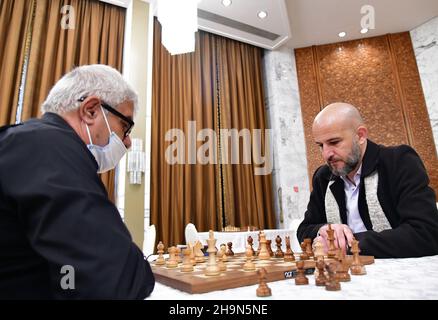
xmin=341 ymin=164 xmax=362 ymax=186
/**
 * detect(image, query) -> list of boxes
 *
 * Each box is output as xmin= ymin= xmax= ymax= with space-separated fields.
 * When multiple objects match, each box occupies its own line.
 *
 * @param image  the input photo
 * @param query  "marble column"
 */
xmin=410 ymin=16 xmax=438 ymax=154
xmin=262 ymin=47 xmax=310 ymax=230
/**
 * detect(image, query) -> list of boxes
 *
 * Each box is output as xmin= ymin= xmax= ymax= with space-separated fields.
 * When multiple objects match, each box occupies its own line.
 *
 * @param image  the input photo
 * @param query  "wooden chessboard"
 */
xmin=151 ymin=254 xmax=374 ymax=294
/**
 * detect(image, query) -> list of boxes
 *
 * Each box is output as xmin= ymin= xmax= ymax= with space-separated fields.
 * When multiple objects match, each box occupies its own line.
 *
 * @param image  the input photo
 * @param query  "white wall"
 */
xmin=262 ymin=47 xmax=310 ymax=228
xmin=411 ymin=16 xmax=438 ymax=154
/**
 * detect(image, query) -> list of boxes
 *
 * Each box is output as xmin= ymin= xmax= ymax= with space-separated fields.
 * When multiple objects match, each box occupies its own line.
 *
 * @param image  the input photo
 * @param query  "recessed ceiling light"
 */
xmin=338 ymin=31 xmax=346 ymax=38
xmin=222 ymin=0 xmax=232 ymax=7
xmin=360 ymin=28 xmax=369 ymax=34
xmin=258 ymin=11 xmax=267 ymax=19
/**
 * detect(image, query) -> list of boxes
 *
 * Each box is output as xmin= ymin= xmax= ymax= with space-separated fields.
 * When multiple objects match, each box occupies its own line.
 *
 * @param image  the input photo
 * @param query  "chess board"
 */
xmin=151 ymin=254 xmax=374 ymax=294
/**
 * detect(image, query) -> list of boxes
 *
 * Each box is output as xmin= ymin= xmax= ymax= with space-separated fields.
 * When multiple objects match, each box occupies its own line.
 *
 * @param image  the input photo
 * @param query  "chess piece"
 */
xmin=315 ymin=260 xmax=327 ymax=286
xmin=313 ymin=238 xmax=325 ymax=262
xmin=266 ymin=240 xmax=274 ymax=257
xmin=247 ymin=236 xmax=256 ymax=255
xmin=166 ymin=246 xmax=178 ymax=268
xmin=194 ymin=241 xmax=205 ymax=263
xmin=304 ymin=238 xmax=314 ymax=258
xmin=350 ymin=239 xmax=366 ymax=275
xmin=258 ymin=231 xmax=270 ymax=260
xmin=226 ymin=242 xmax=234 ymax=256
xmin=295 ymin=260 xmax=309 ymax=285
xmin=326 ymin=224 xmax=337 ymax=258
xmin=243 ymin=245 xmax=256 ymax=271
xmin=274 ymin=235 xmax=284 ymax=258
xmin=187 ymin=243 xmax=196 ymax=266
xmin=325 ymin=262 xmax=341 ymax=291
xmin=257 ymin=232 xmax=262 ymax=256
xmin=175 ymin=247 xmax=182 ymax=263
xmin=220 ymin=244 xmax=228 ymax=262
xmin=205 ymin=230 xmax=221 ymax=276
xmin=284 ymin=236 xmax=295 ymax=262
xmin=217 ymin=246 xmax=227 ymax=272
xmin=300 ymin=242 xmax=309 ymax=260
xmin=256 ymin=267 xmax=272 ymax=297
xmin=335 ymin=249 xmax=351 ymax=282
xmin=181 ymin=248 xmax=194 ymax=272
xmin=155 ymin=241 xmax=165 ymax=265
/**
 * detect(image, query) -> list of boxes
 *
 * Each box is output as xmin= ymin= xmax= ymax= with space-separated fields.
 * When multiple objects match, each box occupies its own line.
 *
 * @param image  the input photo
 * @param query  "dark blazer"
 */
xmin=297 ymin=140 xmax=438 ymax=258
xmin=0 ymin=113 xmax=155 ymax=299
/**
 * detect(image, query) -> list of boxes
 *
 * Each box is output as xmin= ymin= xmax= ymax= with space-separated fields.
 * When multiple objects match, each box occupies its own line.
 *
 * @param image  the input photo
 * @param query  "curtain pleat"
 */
xmin=151 ymin=19 xmax=275 ymax=248
xmin=216 ymin=36 xmax=275 ymax=230
xmin=151 ymin=19 xmax=220 ymax=248
xmin=0 ymin=0 xmax=35 ymax=125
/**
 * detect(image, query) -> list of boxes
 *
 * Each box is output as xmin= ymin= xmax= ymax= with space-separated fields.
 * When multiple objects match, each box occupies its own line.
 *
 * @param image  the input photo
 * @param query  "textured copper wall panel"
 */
xmin=389 ymin=33 xmax=438 ymax=192
xmin=295 ymin=33 xmax=438 ymax=193
xmin=294 ymin=47 xmax=323 ymax=182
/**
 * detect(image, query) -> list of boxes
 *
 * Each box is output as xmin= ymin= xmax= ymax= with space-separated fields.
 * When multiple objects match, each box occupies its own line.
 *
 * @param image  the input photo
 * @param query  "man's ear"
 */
xmin=357 ymin=126 xmax=368 ymax=144
xmin=79 ymin=96 xmax=101 ymax=125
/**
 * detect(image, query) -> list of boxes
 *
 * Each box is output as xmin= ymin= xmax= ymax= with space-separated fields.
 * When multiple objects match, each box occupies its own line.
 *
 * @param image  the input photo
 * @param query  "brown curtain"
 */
xmin=0 ymin=0 xmax=126 ymax=201
xmin=21 ymin=0 xmax=125 ymax=121
xmin=151 ymin=19 xmax=220 ymax=247
xmin=216 ymin=37 xmax=275 ymax=230
xmin=151 ymin=19 xmax=275 ymax=247
xmin=0 ymin=0 xmax=35 ymax=125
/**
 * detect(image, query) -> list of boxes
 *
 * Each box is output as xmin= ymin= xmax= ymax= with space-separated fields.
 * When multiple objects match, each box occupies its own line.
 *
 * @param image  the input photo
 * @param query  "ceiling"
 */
xmin=197 ymin=0 xmax=290 ymax=49
xmin=286 ymin=0 xmax=438 ymax=49
xmin=104 ymin=0 xmax=438 ymax=50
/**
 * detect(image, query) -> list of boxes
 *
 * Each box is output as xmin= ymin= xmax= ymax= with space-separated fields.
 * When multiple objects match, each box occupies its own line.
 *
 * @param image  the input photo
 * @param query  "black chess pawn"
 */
xmin=274 ymin=235 xmax=284 ymax=258
xmin=336 ymin=250 xmax=351 ymax=282
xmin=266 ymin=239 xmax=274 ymax=257
xmin=300 ymin=242 xmax=309 ymax=260
xmin=325 ymin=262 xmax=341 ymax=291
xmin=315 ymin=260 xmax=327 ymax=286
xmin=256 ymin=267 xmax=272 ymax=297
xmin=284 ymin=236 xmax=295 ymax=262
xmin=304 ymin=238 xmax=314 ymax=257
xmin=295 ymin=260 xmax=309 ymax=285
xmin=247 ymin=236 xmax=256 ymax=255
xmin=226 ymin=242 xmax=234 ymax=256
xmin=256 ymin=232 xmax=261 ymax=256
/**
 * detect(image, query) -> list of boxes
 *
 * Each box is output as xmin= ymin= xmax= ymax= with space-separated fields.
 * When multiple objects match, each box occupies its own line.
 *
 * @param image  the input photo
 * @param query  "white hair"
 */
xmin=41 ymin=64 xmax=138 ymax=115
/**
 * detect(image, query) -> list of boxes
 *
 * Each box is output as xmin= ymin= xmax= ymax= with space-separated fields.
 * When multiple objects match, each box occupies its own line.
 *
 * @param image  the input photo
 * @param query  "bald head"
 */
xmin=312 ymin=102 xmax=368 ymax=178
xmin=313 ymin=102 xmax=364 ymax=132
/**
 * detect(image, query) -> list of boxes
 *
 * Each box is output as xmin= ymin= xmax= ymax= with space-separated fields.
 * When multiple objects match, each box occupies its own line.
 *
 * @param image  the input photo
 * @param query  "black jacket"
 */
xmin=0 ymin=113 xmax=155 ymax=299
xmin=297 ymin=140 xmax=438 ymax=258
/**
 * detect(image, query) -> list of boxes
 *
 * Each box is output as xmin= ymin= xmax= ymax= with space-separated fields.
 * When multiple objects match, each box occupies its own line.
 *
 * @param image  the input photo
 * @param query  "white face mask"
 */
xmin=85 ymin=106 xmax=127 ymax=173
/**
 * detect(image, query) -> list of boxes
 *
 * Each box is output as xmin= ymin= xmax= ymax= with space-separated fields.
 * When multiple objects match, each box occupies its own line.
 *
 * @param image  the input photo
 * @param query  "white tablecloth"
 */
xmin=197 ymin=229 xmax=301 ymax=253
xmin=148 ymin=255 xmax=438 ymax=300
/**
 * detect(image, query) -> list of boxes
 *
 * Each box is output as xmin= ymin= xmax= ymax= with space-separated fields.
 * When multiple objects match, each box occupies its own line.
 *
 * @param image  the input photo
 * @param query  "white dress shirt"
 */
xmin=340 ymin=165 xmax=367 ymax=233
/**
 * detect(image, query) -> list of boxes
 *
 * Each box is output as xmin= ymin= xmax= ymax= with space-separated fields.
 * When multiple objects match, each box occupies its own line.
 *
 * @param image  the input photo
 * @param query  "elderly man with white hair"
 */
xmin=0 ymin=65 xmax=154 ymax=299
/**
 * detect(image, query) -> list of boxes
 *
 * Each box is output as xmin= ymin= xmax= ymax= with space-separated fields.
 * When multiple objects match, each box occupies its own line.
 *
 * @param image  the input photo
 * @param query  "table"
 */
xmin=147 ymin=255 xmax=438 ymax=300
xmin=197 ymin=229 xmax=301 ymax=253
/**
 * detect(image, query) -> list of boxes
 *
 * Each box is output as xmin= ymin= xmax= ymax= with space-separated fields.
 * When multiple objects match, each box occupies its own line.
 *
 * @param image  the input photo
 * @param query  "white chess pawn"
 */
xmin=243 ymin=245 xmax=256 ymax=271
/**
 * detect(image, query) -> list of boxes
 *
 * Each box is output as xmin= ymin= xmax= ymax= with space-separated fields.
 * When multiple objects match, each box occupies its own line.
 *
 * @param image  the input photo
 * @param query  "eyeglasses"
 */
xmin=78 ymin=97 xmax=134 ymax=139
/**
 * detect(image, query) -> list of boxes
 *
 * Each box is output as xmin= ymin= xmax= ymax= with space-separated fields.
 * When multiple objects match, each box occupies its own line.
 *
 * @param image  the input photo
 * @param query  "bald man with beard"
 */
xmin=297 ymin=102 xmax=438 ymax=258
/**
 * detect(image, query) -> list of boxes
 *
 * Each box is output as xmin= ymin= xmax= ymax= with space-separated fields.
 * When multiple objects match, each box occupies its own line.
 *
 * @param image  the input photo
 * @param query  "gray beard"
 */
xmin=329 ymin=142 xmax=361 ymax=177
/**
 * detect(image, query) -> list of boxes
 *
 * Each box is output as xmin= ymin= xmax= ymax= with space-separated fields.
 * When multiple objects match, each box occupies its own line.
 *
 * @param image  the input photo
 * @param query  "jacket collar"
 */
xmin=42 ymin=112 xmax=77 ymax=134
xmin=41 ymin=112 xmax=90 ymax=150
xmin=360 ymin=139 xmax=380 ymax=177
xmin=41 ymin=112 xmax=73 ymax=130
